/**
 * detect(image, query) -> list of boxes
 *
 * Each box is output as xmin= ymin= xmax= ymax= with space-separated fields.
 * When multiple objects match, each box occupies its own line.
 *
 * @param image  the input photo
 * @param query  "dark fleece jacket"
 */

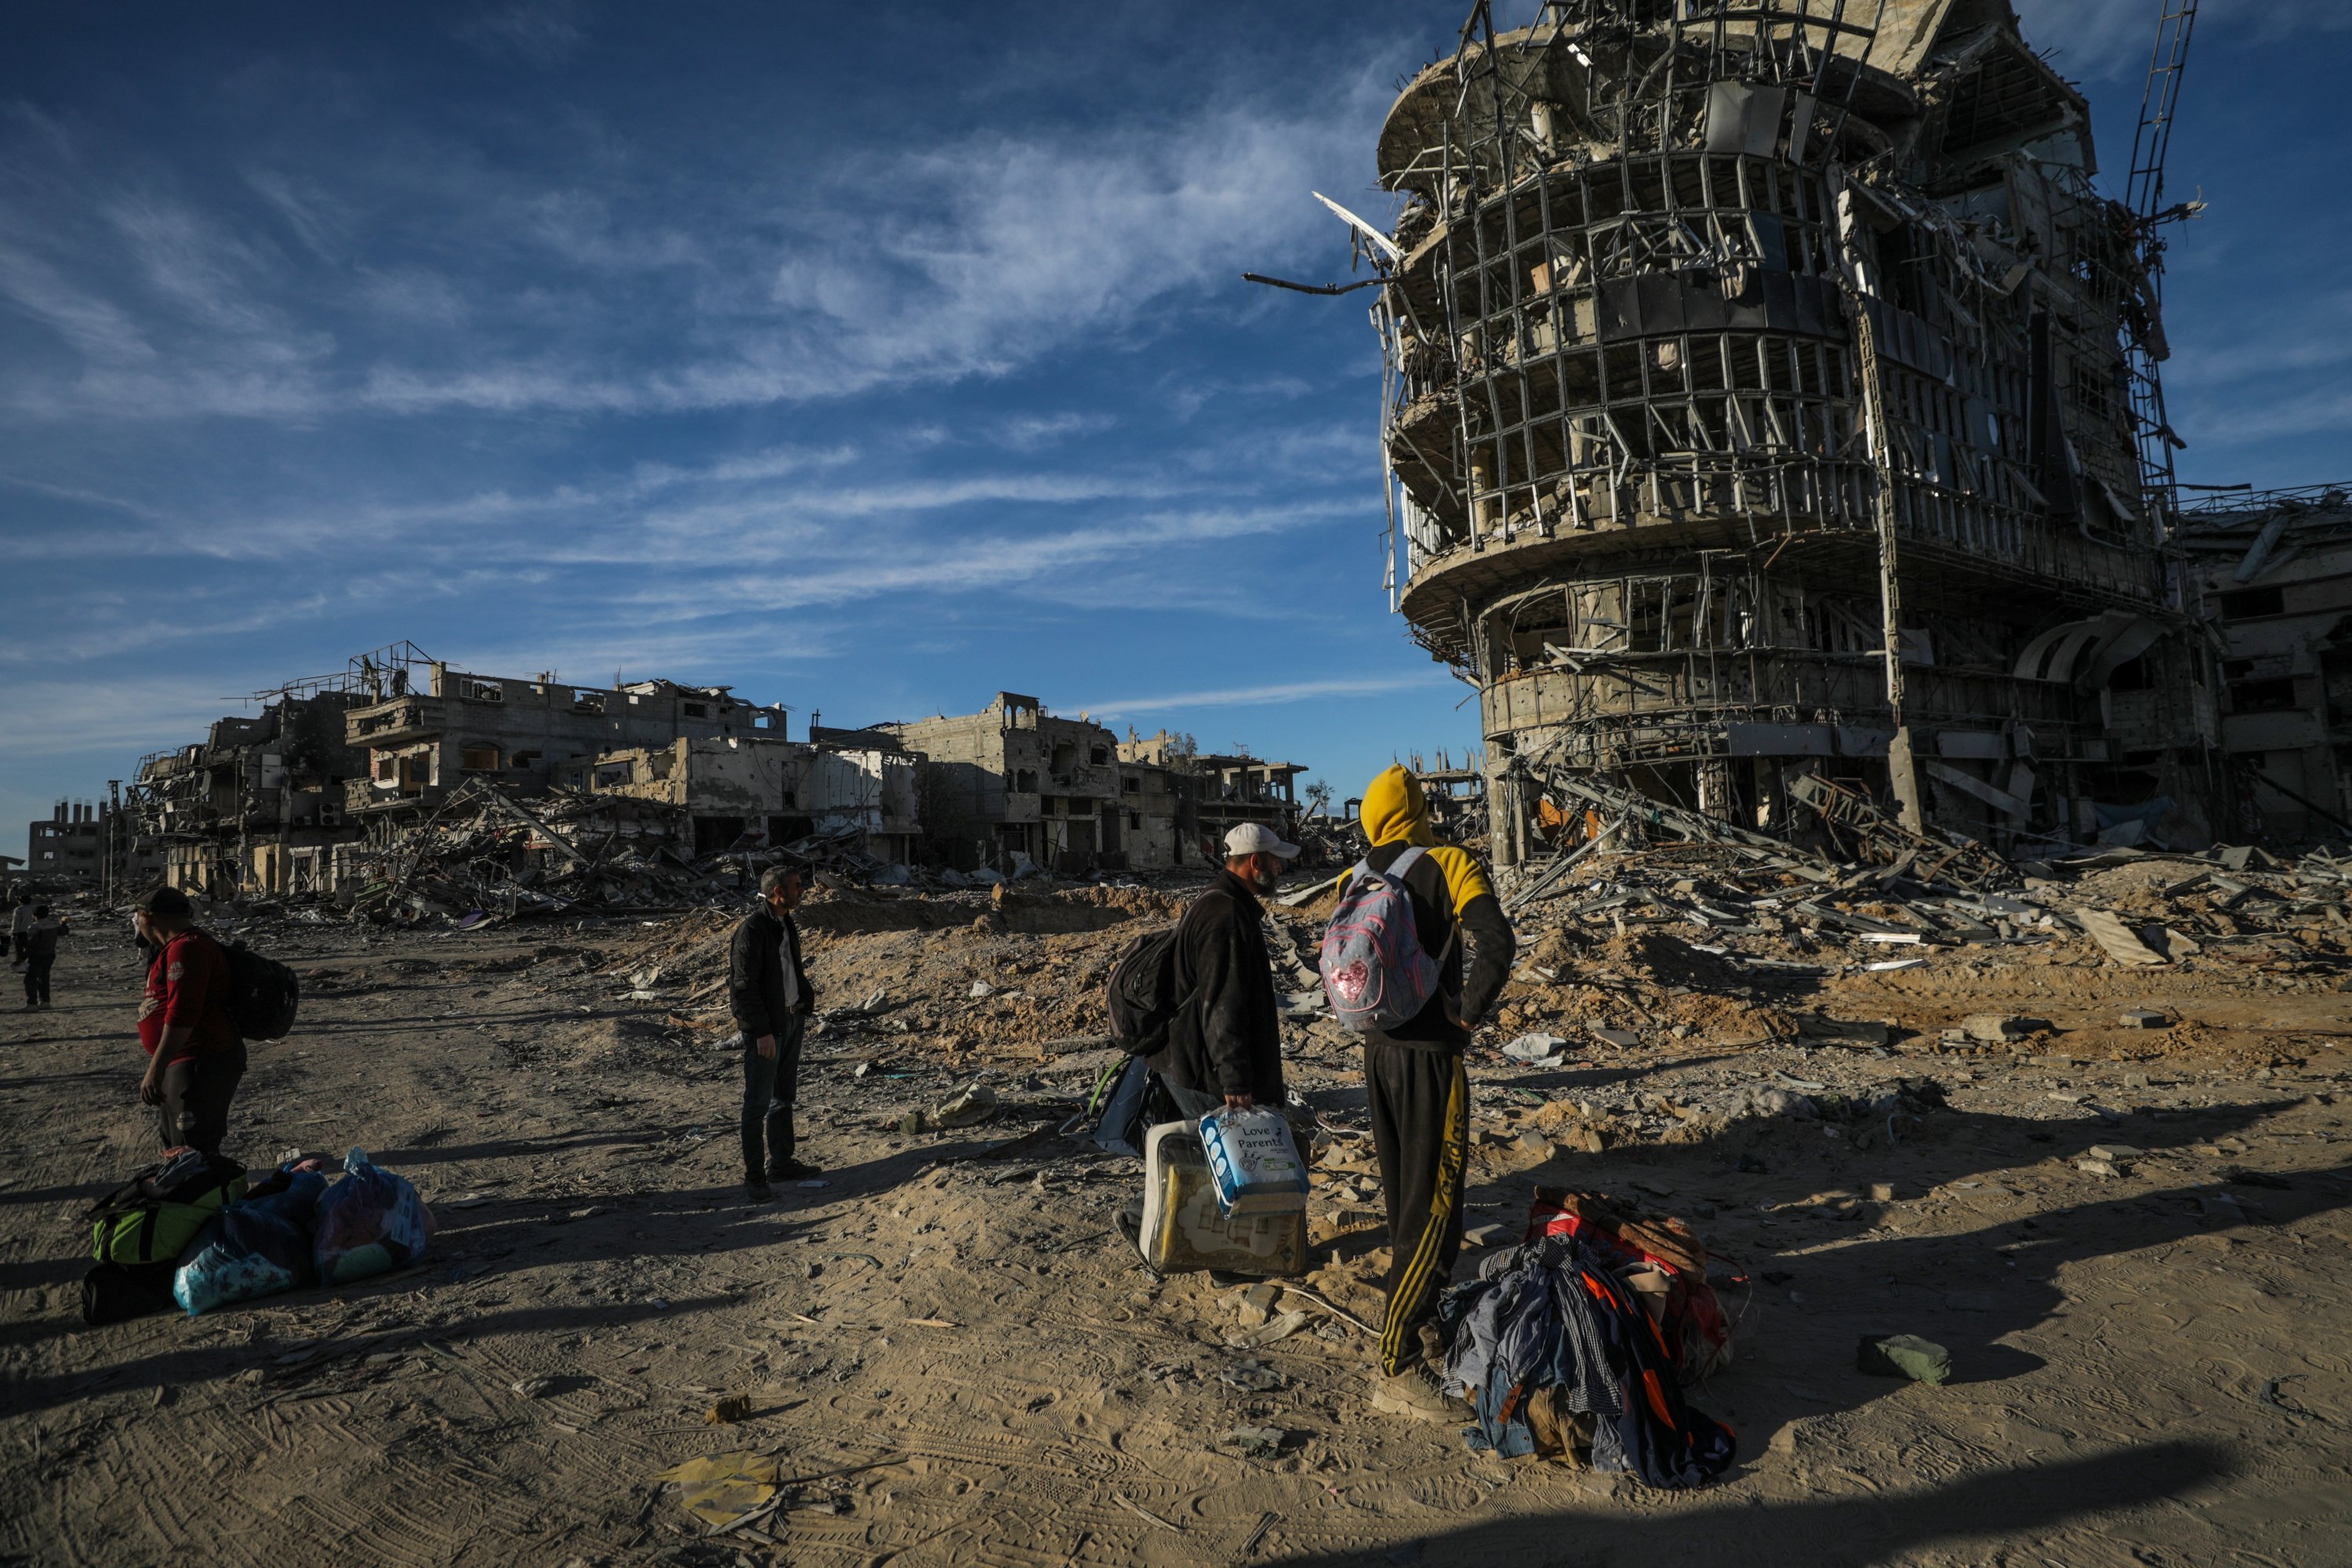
xmin=1149 ymin=869 xmax=1285 ymax=1104
xmin=728 ymin=902 xmax=815 ymax=1039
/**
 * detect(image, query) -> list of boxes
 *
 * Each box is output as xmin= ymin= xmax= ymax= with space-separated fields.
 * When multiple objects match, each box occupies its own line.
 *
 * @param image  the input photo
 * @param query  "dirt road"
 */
xmin=4 ymin=883 xmax=2350 ymax=1566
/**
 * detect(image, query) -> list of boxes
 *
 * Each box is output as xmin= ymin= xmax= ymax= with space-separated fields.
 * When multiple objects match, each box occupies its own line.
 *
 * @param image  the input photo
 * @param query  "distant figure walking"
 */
xmin=728 ymin=863 xmax=820 ymax=1202
xmin=131 ymin=886 xmax=245 ymax=1156
xmin=22 ymin=905 xmax=63 ymax=1010
xmin=9 ymin=892 xmax=32 ymax=965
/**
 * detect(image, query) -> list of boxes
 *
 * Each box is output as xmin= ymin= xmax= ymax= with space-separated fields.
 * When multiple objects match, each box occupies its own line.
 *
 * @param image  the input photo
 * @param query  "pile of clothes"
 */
xmin=1437 ymin=1189 xmax=1737 ymax=1488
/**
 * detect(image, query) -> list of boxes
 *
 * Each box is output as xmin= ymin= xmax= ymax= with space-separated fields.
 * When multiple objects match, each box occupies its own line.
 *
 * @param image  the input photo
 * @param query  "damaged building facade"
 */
xmin=24 ymin=802 xmax=112 ymax=887
xmin=130 ymin=687 xmax=371 ymax=897
xmin=1116 ymin=731 xmax=1310 ymax=855
xmin=882 ymin=699 xmax=1313 ymax=873
xmin=554 ymin=735 xmax=920 ymax=864
xmin=2180 ymin=485 xmax=2352 ymax=840
xmin=64 ymin=654 xmax=1326 ymax=898
xmin=343 ymin=657 xmax=787 ymax=829
xmin=887 ymin=695 xmax=1132 ymax=873
xmin=1368 ymin=0 xmax=2220 ymax=865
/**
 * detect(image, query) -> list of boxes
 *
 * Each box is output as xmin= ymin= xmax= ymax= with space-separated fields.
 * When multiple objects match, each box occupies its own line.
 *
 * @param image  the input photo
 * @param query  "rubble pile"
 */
xmin=1497 ymin=833 xmax=2347 ymax=1011
xmin=345 ymin=782 xmax=982 ymax=924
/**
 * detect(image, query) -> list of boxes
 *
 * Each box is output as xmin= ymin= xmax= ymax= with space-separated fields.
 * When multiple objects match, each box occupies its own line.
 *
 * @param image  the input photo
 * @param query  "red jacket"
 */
xmin=138 ymin=930 xmax=240 ymax=1064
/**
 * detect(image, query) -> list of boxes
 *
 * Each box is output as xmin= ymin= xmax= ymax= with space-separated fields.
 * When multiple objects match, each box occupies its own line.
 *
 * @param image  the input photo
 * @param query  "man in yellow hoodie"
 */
xmin=1350 ymin=764 xmax=1517 ymax=1421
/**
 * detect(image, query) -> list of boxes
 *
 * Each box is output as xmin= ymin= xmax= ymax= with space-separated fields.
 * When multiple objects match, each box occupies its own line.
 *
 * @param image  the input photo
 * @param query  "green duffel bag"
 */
xmin=89 ymin=1152 xmax=247 ymax=1266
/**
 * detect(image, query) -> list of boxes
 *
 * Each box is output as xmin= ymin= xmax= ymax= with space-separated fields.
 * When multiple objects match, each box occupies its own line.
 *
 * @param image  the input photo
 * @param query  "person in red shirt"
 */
xmin=132 ymin=885 xmax=245 ymax=1156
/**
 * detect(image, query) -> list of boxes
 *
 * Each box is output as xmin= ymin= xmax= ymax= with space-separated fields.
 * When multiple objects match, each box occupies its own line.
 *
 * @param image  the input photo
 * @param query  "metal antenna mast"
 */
xmin=2123 ymin=0 xmax=2200 ymax=534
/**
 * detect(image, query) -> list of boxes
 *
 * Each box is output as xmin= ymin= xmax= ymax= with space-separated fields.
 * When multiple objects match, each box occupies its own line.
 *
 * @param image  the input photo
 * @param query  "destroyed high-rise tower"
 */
xmin=1368 ymin=1 xmax=2219 ymax=863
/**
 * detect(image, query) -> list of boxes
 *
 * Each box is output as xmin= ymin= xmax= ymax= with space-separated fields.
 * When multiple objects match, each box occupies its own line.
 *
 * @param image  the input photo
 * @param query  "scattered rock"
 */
xmin=1225 ymin=1310 xmax=1310 ymax=1350
xmin=1856 ymin=1334 xmax=1951 ymax=1385
xmin=1224 ymin=1425 xmax=1287 ymax=1458
xmin=1742 ymin=1087 xmax=1819 ymax=1120
xmin=2075 ymin=1158 xmax=2122 ymax=1178
xmin=2119 ymin=1010 xmax=2169 ymax=1029
xmin=1233 ymin=1283 xmax=1279 ymax=1328
xmin=1504 ymin=1033 xmax=1570 ymax=1063
xmin=901 ymin=1081 xmax=1001 ymax=1133
xmin=1217 ymin=1359 xmax=1284 ymax=1392
xmin=1959 ymin=1014 xmax=2028 ymax=1044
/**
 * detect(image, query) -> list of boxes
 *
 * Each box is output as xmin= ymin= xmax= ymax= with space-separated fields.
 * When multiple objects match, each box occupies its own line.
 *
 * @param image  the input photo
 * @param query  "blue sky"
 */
xmin=2 ymin=0 xmax=2347 ymax=862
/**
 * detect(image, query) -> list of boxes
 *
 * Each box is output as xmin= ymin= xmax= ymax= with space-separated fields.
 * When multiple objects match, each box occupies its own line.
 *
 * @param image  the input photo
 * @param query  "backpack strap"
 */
xmin=1387 ymin=845 xmax=1463 ymax=968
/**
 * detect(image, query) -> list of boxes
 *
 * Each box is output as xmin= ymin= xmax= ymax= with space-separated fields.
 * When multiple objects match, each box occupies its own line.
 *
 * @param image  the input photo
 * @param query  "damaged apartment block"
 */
xmin=557 ymin=730 xmax=920 ymax=866
xmin=880 ymin=696 xmax=1311 ymax=876
xmin=344 ymin=648 xmax=789 ymax=831
xmin=129 ymin=675 xmax=372 ymax=898
xmin=2179 ymin=485 xmax=2352 ymax=840
xmin=1368 ymin=1 xmax=2221 ymax=864
xmin=886 ymin=694 xmax=1139 ymax=876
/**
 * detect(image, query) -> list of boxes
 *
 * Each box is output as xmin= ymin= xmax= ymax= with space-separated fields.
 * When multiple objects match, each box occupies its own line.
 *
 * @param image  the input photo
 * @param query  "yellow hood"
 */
xmin=1359 ymin=763 xmax=1494 ymax=913
xmin=1362 ymin=764 xmax=1436 ymax=848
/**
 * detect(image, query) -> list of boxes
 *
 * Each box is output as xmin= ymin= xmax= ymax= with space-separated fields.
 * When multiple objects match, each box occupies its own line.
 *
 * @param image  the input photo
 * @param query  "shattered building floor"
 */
xmin=5 ymin=848 xmax=2351 ymax=1566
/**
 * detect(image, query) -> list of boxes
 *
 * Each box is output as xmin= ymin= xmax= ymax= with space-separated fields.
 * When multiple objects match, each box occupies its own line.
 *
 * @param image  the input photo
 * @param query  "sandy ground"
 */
xmin=5 ymin=876 xmax=2352 ymax=1568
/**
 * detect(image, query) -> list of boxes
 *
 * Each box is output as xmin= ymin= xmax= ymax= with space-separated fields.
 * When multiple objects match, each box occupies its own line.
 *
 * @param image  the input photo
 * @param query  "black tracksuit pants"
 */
xmin=1366 ymin=1040 xmax=1470 ymax=1376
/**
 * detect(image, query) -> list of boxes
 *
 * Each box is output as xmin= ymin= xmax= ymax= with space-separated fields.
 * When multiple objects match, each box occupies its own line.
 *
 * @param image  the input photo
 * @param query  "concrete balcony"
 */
xmin=343 ymin=777 xmax=444 ymax=815
xmin=346 ymin=698 xmax=448 ymax=748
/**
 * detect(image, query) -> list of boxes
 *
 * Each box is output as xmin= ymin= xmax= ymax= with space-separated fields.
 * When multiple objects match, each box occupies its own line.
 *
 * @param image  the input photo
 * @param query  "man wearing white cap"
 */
xmin=1146 ymin=822 xmax=1301 ymax=1120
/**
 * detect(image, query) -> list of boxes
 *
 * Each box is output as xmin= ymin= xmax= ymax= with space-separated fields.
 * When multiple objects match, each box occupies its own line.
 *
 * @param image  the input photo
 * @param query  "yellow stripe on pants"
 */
xmin=1380 ymin=1054 xmax=1469 ymax=1374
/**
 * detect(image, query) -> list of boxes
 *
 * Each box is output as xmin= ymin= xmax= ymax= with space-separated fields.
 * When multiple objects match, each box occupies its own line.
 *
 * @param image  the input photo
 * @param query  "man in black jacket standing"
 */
xmin=729 ymin=864 xmax=819 ymax=1201
xmin=1149 ymin=823 xmax=1299 ymax=1120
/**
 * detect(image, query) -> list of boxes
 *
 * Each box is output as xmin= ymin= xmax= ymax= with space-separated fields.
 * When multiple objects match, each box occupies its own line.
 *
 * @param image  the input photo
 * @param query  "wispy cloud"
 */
xmin=0 ymin=62 xmax=1381 ymax=423
xmin=0 ymin=673 xmax=274 ymax=760
xmin=456 ymin=1 xmax=587 ymax=68
xmin=2015 ymin=0 xmax=2352 ymax=82
xmin=1084 ymin=673 xmax=1455 ymax=723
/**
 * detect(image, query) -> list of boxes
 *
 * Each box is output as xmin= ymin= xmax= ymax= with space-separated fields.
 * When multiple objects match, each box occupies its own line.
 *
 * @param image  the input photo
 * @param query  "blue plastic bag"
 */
xmin=312 ymin=1149 xmax=430 ymax=1285
xmin=172 ymin=1170 xmax=328 ymax=1316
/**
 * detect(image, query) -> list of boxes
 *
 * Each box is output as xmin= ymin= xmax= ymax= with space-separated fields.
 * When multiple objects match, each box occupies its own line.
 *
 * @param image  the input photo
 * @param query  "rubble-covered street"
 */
xmin=6 ymin=842 xmax=2350 ymax=1566
xmin=9 ymin=0 xmax=2352 ymax=1563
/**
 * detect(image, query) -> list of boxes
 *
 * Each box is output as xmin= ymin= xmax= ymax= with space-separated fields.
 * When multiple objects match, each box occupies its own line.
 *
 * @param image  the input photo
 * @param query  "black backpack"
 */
xmin=222 ymin=940 xmax=299 ymax=1040
xmin=1104 ymin=900 xmax=1200 ymax=1057
xmin=82 ymin=1261 xmax=181 ymax=1326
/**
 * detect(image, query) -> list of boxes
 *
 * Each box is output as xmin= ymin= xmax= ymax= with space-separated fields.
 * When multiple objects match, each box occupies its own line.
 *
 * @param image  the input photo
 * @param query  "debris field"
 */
xmin=5 ymin=838 xmax=2351 ymax=1566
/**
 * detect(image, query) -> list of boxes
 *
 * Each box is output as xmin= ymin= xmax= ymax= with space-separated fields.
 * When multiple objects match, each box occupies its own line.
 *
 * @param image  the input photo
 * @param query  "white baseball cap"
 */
xmin=1225 ymin=822 xmax=1301 ymax=859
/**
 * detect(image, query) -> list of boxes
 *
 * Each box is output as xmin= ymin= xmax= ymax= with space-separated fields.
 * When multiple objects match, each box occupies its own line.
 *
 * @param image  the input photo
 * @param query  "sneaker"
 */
xmin=765 ymin=1158 xmax=820 ymax=1181
xmin=1371 ymin=1363 xmax=1463 ymax=1425
xmin=744 ymin=1177 xmax=774 ymax=1203
xmin=1114 ymin=1197 xmax=1145 ymax=1254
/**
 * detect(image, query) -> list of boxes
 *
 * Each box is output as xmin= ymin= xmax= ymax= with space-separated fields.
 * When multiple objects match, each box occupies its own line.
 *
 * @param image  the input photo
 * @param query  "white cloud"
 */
xmin=0 ymin=673 xmax=268 ymax=760
xmin=998 ymin=411 xmax=1117 ymax=449
xmin=2013 ymin=0 xmax=2352 ymax=82
xmin=0 ymin=62 xmax=1385 ymax=422
xmin=1084 ymin=673 xmax=1454 ymax=723
xmin=456 ymin=1 xmax=587 ymax=68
